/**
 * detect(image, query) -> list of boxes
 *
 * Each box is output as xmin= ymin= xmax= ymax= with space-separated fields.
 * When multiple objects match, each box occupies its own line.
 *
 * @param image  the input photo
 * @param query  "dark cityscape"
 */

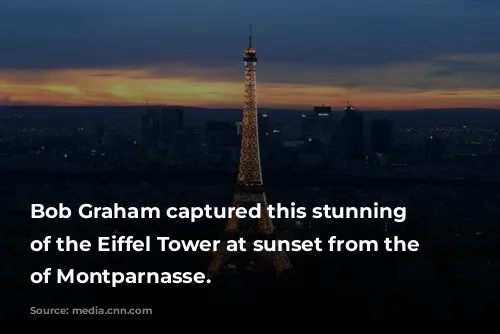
xmin=3 ymin=102 xmax=500 ymax=323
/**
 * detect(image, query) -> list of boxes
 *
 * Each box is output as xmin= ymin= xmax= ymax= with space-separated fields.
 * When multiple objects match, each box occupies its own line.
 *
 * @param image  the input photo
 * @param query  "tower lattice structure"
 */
xmin=207 ymin=26 xmax=293 ymax=279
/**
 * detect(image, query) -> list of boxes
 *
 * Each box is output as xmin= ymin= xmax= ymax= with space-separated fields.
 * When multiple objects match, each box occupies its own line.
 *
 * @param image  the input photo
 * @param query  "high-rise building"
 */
xmin=341 ymin=103 xmax=364 ymax=160
xmin=160 ymin=108 xmax=183 ymax=144
xmin=258 ymin=113 xmax=269 ymax=147
xmin=302 ymin=105 xmax=335 ymax=145
xmin=370 ymin=119 xmax=393 ymax=154
xmin=235 ymin=122 xmax=243 ymax=136
xmin=140 ymin=109 xmax=161 ymax=149
xmin=424 ymin=136 xmax=443 ymax=165
xmin=205 ymin=121 xmax=238 ymax=152
xmin=258 ymin=113 xmax=269 ymax=165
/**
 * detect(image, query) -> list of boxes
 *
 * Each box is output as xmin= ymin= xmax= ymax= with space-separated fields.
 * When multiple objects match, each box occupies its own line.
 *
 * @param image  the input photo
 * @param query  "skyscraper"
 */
xmin=258 ymin=112 xmax=269 ymax=165
xmin=205 ymin=121 xmax=238 ymax=152
xmin=424 ymin=136 xmax=443 ymax=165
xmin=258 ymin=113 xmax=269 ymax=147
xmin=160 ymin=107 xmax=183 ymax=145
xmin=341 ymin=103 xmax=364 ymax=160
xmin=370 ymin=119 xmax=393 ymax=154
xmin=140 ymin=109 xmax=160 ymax=149
xmin=302 ymin=105 xmax=335 ymax=145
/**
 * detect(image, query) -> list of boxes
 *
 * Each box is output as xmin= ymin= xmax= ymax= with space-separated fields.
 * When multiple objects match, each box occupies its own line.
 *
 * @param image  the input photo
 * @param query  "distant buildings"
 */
xmin=206 ymin=121 xmax=238 ymax=152
xmin=161 ymin=108 xmax=183 ymax=145
xmin=301 ymin=105 xmax=335 ymax=145
xmin=205 ymin=121 xmax=240 ymax=165
xmin=140 ymin=107 xmax=184 ymax=149
xmin=1 ymin=104 xmax=499 ymax=178
xmin=341 ymin=104 xmax=364 ymax=160
xmin=258 ymin=113 xmax=269 ymax=148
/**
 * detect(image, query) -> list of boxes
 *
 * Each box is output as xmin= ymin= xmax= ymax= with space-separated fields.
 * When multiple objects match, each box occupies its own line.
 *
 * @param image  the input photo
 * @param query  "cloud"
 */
xmin=0 ymin=53 xmax=499 ymax=110
xmin=0 ymin=94 xmax=13 ymax=104
xmin=0 ymin=0 xmax=498 ymax=70
xmin=89 ymin=74 xmax=117 ymax=77
xmin=136 ymin=53 xmax=500 ymax=91
xmin=432 ymin=54 xmax=500 ymax=75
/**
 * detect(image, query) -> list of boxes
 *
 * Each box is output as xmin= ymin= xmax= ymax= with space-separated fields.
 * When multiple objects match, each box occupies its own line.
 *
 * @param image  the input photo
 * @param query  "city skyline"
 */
xmin=1 ymin=0 xmax=499 ymax=110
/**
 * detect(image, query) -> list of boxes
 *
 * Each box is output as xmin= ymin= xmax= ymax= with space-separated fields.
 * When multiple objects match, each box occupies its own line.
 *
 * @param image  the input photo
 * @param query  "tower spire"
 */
xmin=248 ymin=24 xmax=252 ymax=48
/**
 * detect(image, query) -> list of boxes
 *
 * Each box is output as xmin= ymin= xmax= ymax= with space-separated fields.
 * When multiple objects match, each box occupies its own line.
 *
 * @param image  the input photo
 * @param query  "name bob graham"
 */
xmin=31 ymin=203 xmax=407 ymax=223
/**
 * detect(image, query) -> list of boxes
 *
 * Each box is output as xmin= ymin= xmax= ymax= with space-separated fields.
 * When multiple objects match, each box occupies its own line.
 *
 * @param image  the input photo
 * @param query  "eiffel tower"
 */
xmin=207 ymin=26 xmax=293 ymax=279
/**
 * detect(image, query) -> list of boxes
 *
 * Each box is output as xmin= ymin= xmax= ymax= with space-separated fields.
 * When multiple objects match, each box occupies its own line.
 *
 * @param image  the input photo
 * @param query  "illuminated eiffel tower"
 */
xmin=207 ymin=26 xmax=293 ymax=279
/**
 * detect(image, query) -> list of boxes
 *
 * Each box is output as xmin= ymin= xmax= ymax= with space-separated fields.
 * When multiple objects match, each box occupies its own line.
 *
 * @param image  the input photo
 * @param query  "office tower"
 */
xmin=235 ymin=122 xmax=243 ymax=136
xmin=341 ymin=103 xmax=364 ymax=160
xmin=370 ymin=119 xmax=393 ymax=154
xmin=258 ymin=113 xmax=269 ymax=147
xmin=302 ymin=105 xmax=335 ymax=145
xmin=140 ymin=109 xmax=161 ymax=149
xmin=160 ymin=107 xmax=183 ymax=144
xmin=424 ymin=136 xmax=443 ymax=165
xmin=205 ymin=121 xmax=238 ymax=152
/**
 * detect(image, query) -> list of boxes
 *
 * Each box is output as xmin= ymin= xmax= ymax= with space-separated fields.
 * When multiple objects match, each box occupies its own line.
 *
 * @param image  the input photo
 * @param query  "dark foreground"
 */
xmin=3 ymin=218 xmax=499 ymax=326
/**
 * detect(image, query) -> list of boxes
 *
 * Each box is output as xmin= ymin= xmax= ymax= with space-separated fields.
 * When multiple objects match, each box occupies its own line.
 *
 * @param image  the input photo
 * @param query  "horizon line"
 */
xmin=1 ymin=104 xmax=500 ymax=112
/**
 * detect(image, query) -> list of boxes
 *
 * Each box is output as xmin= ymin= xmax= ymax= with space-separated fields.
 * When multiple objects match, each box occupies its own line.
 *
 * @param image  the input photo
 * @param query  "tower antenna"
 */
xmin=248 ymin=24 xmax=252 ymax=48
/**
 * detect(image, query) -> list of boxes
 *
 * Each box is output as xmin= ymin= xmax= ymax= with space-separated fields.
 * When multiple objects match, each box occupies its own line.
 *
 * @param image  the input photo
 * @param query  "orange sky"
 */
xmin=1 ymin=53 xmax=499 ymax=110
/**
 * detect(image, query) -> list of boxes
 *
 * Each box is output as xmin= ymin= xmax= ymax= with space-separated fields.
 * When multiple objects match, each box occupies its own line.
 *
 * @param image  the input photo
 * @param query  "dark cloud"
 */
xmin=0 ymin=95 xmax=12 ymax=103
xmin=430 ymin=70 xmax=455 ymax=77
xmin=434 ymin=58 xmax=500 ymax=75
xmin=88 ymin=73 xmax=116 ymax=77
xmin=425 ymin=55 xmax=500 ymax=89
xmin=0 ymin=0 xmax=498 ymax=69
xmin=0 ymin=94 xmax=26 ymax=105
xmin=343 ymin=82 xmax=364 ymax=88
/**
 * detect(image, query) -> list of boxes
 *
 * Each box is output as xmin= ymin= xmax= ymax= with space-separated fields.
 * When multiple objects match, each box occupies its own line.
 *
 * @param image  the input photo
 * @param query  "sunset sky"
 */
xmin=1 ymin=0 xmax=499 ymax=110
